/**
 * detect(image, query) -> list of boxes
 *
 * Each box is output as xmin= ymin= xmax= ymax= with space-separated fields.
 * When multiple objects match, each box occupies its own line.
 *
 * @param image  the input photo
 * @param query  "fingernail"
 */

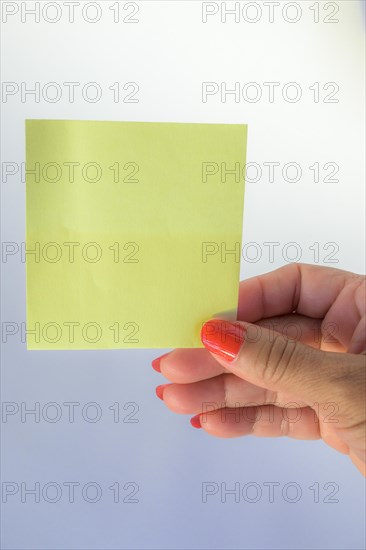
xmin=151 ymin=352 xmax=170 ymax=373
xmin=155 ymin=384 xmax=169 ymax=400
xmin=200 ymin=319 xmax=245 ymax=363
xmin=190 ymin=414 xmax=202 ymax=429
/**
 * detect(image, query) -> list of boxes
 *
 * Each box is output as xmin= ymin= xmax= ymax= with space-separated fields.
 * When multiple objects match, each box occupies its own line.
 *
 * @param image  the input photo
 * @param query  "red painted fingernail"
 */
xmin=152 ymin=353 xmax=170 ymax=373
xmin=190 ymin=414 xmax=202 ymax=429
xmin=155 ymin=384 xmax=169 ymax=400
xmin=200 ymin=319 xmax=246 ymax=363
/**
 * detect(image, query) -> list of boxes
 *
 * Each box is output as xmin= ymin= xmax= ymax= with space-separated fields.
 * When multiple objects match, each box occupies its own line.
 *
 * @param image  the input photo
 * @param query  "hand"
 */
xmin=152 ymin=264 xmax=366 ymax=476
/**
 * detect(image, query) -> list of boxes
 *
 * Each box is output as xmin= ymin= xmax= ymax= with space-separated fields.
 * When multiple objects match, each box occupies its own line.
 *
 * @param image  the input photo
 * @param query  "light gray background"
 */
xmin=1 ymin=1 xmax=365 ymax=549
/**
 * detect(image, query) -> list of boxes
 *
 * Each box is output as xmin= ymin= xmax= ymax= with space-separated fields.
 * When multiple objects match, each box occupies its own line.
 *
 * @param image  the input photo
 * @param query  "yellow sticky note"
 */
xmin=25 ymin=120 xmax=247 ymax=350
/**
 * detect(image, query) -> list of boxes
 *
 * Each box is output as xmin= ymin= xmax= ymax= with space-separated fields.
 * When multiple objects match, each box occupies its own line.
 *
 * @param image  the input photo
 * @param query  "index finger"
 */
xmin=238 ymin=263 xmax=361 ymax=322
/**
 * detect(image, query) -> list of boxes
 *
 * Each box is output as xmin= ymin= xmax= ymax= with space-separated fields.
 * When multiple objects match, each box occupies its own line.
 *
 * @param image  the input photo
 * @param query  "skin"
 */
xmin=155 ymin=264 xmax=366 ymax=476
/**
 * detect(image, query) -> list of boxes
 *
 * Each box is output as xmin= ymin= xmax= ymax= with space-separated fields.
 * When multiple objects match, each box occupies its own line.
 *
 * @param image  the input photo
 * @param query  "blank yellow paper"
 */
xmin=25 ymin=120 xmax=247 ymax=349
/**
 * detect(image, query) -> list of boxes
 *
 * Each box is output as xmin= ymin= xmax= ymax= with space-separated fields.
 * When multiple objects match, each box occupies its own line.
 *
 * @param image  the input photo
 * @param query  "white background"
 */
xmin=1 ymin=1 xmax=365 ymax=549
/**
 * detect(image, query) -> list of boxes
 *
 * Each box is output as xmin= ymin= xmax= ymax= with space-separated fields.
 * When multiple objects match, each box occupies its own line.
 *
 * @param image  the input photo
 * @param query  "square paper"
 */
xmin=25 ymin=120 xmax=247 ymax=349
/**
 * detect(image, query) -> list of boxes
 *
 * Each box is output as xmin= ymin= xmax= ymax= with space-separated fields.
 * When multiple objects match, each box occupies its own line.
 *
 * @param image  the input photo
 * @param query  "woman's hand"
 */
xmin=152 ymin=264 xmax=366 ymax=476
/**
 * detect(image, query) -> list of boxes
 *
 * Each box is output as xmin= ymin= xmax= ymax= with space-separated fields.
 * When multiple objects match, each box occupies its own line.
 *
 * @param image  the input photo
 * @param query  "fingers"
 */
xmin=238 ymin=264 xmax=365 ymax=350
xmin=160 ymin=373 xmax=307 ymax=415
xmin=154 ymin=314 xmax=345 ymax=387
xmin=238 ymin=263 xmax=358 ymax=320
xmin=154 ymin=348 xmax=224 ymax=383
xmin=200 ymin=318 xmax=339 ymax=404
xmin=194 ymin=405 xmax=320 ymax=440
xmin=256 ymin=315 xmax=345 ymax=352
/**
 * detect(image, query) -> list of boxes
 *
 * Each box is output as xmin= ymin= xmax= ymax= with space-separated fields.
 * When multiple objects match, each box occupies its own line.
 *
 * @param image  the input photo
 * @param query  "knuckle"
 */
xmin=257 ymin=334 xmax=299 ymax=386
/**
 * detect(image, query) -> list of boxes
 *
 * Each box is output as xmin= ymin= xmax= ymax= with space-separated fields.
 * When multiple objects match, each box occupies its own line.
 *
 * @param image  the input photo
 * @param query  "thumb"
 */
xmin=200 ymin=318 xmax=341 ymax=403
